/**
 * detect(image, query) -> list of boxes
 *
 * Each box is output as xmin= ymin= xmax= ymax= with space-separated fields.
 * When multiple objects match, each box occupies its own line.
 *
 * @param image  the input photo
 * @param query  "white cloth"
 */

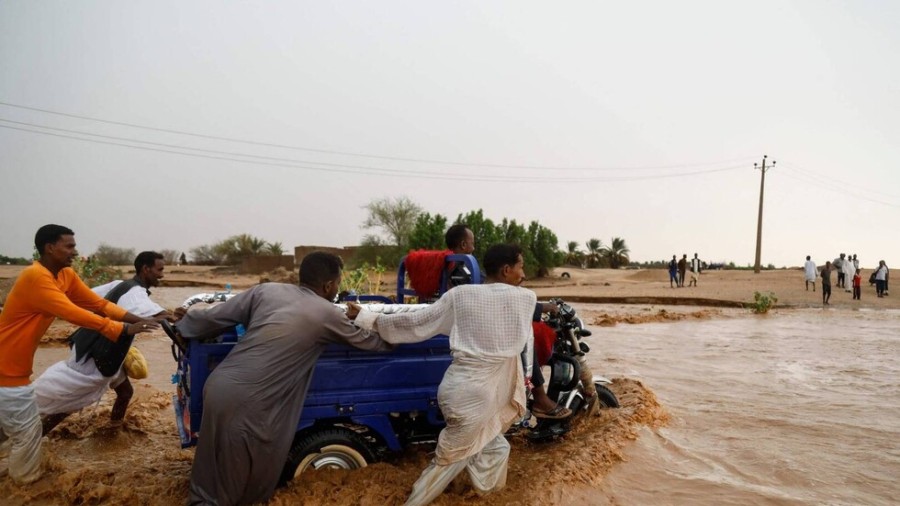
xmin=93 ymin=280 xmax=165 ymax=318
xmin=691 ymin=257 xmax=701 ymax=274
xmin=804 ymin=260 xmax=817 ymax=282
xmin=356 ymin=283 xmax=536 ymax=466
xmin=34 ymin=348 xmax=127 ymax=415
xmin=403 ymin=434 xmax=510 ymax=506
xmin=0 ymin=385 xmax=43 ymax=483
xmin=33 ymin=279 xmax=162 ymax=416
xmin=876 ymin=265 xmax=888 ymax=281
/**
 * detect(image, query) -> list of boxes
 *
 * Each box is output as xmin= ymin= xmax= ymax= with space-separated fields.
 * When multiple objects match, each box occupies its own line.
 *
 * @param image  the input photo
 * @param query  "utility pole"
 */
xmin=753 ymin=155 xmax=774 ymax=273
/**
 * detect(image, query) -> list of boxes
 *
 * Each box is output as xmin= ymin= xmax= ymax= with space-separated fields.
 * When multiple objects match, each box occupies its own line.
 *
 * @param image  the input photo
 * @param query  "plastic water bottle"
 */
xmin=235 ymin=324 xmax=246 ymax=339
xmin=225 ymin=283 xmax=232 ymax=293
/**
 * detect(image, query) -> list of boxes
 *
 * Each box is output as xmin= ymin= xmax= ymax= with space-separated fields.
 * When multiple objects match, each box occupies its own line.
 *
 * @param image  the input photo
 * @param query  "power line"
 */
xmin=0 ymin=100 xmax=756 ymax=172
xmin=0 ymin=123 xmax=749 ymax=183
xmin=0 ymin=117 xmax=747 ymax=179
xmin=778 ymin=168 xmax=899 ymax=209
xmin=779 ymin=161 xmax=900 ymax=201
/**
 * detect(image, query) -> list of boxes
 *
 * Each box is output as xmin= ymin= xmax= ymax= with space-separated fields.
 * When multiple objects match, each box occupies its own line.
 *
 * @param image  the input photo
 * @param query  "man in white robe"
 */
xmin=351 ymin=243 xmax=535 ymax=506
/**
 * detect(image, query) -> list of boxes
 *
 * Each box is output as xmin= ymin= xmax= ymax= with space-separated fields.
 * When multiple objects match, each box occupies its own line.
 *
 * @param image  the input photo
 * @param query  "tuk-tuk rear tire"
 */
xmin=279 ymin=427 xmax=376 ymax=485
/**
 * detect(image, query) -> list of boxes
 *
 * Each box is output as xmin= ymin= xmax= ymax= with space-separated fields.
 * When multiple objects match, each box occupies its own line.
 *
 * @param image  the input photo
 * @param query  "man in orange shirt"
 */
xmin=0 ymin=224 xmax=158 ymax=484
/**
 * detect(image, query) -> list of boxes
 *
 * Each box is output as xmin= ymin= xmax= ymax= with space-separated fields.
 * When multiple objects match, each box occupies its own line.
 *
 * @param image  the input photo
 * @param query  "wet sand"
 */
xmin=1 ymin=376 xmax=666 ymax=506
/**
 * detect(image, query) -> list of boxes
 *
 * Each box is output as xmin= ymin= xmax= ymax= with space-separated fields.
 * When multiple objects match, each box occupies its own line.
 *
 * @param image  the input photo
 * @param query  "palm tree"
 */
xmin=564 ymin=241 xmax=584 ymax=267
xmin=601 ymin=237 xmax=630 ymax=269
xmin=264 ymin=241 xmax=285 ymax=256
xmin=585 ymin=238 xmax=604 ymax=268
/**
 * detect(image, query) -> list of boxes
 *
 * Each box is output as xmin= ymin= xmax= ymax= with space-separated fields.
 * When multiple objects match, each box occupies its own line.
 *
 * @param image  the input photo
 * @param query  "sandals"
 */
xmin=532 ymin=404 xmax=572 ymax=420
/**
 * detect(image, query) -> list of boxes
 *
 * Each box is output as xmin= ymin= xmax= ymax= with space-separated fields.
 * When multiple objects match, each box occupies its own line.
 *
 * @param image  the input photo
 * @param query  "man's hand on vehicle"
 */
xmin=127 ymin=319 xmax=160 ymax=336
xmin=345 ymin=302 xmax=361 ymax=320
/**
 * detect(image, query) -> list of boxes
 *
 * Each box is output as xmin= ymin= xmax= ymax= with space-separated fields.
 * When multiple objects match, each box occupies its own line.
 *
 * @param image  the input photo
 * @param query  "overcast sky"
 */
xmin=1 ymin=1 xmax=898 ymax=268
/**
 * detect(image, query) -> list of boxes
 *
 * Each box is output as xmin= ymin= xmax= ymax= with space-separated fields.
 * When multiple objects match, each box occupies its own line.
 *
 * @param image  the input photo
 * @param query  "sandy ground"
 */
xmin=0 ymin=264 xmax=894 ymax=505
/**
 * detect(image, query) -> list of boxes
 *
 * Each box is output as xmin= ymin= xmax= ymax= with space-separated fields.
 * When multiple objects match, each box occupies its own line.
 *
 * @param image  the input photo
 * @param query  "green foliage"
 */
xmin=564 ymin=241 xmax=584 ymax=267
xmin=340 ymin=259 xmax=389 ymax=295
xmin=585 ymin=238 xmax=605 ymax=268
xmin=362 ymin=196 xmax=422 ymax=250
xmin=189 ymin=244 xmax=226 ymax=265
xmin=751 ymin=291 xmax=778 ymax=314
xmin=189 ymin=234 xmax=283 ymax=265
xmin=408 ymin=213 xmax=449 ymax=250
xmin=72 ymin=257 xmax=121 ymax=287
xmin=265 ymin=242 xmax=285 ymax=256
xmin=92 ymin=244 xmax=136 ymax=266
xmin=0 ymin=254 xmax=30 ymax=265
xmin=601 ymin=237 xmax=630 ymax=269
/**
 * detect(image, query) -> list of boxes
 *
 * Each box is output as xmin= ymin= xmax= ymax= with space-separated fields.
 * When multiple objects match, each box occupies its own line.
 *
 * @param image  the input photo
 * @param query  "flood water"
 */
xmin=583 ymin=307 xmax=900 ymax=506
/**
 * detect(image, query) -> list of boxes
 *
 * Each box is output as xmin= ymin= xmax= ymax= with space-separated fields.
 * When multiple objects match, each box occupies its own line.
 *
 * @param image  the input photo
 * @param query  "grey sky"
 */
xmin=1 ymin=1 xmax=898 ymax=268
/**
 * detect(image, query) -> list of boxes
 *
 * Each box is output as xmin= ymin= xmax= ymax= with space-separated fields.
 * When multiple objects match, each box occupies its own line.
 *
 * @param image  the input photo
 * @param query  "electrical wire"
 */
xmin=1 ymin=117 xmax=743 ymax=179
xmin=777 ymin=167 xmax=899 ymax=209
xmin=0 ymin=100 xmax=756 ymax=171
xmin=0 ymin=122 xmax=749 ymax=183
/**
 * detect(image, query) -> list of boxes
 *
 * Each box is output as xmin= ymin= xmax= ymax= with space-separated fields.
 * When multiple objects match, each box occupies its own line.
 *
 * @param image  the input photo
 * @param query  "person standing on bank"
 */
xmin=689 ymin=253 xmax=702 ymax=287
xmin=677 ymin=254 xmax=687 ymax=288
xmin=821 ymin=261 xmax=834 ymax=305
xmin=0 ymin=225 xmax=158 ymax=484
xmin=852 ymin=269 xmax=862 ymax=300
xmin=875 ymin=260 xmax=888 ymax=297
xmin=668 ymin=255 xmax=678 ymax=288
xmin=34 ymin=251 xmax=175 ymax=434
xmin=804 ymin=256 xmax=817 ymax=292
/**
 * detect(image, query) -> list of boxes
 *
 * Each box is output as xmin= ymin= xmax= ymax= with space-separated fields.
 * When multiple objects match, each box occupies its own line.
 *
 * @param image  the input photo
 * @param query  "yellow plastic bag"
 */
xmin=123 ymin=346 xmax=149 ymax=379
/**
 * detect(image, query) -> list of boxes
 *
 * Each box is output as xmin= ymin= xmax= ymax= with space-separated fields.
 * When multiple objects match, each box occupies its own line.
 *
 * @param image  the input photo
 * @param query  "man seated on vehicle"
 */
xmin=34 ymin=251 xmax=175 ymax=435
xmin=176 ymin=251 xmax=391 ymax=506
xmin=446 ymin=224 xmax=569 ymax=419
xmin=349 ymin=243 xmax=536 ymax=505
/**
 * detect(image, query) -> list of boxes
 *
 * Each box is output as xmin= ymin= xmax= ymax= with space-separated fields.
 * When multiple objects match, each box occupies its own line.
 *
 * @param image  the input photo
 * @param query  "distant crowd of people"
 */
xmin=804 ymin=253 xmax=890 ymax=305
xmin=668 ymin=253 xmax=703 ymax=288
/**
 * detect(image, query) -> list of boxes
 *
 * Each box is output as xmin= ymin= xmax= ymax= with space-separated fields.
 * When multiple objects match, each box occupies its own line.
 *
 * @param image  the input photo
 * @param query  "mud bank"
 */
xmin=1 ymin=379 xmax=665 ymax=506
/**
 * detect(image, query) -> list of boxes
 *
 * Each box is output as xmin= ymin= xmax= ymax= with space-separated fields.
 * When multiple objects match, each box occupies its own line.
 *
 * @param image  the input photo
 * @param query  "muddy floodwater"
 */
xmin=4 ymin=300 xmax=898 ymax=505
xmin=588 ymin=307 xmax=900 ymax=506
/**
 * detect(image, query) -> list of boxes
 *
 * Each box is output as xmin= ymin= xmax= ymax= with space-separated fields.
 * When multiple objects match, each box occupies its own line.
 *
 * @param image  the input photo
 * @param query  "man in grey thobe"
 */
xmin=177 ymin=252 xmax=390 ymax=506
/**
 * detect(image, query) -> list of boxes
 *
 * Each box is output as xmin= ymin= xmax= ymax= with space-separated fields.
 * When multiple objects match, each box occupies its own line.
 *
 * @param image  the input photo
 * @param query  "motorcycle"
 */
xmin=521 ymin=298 xmax=619 ymax=440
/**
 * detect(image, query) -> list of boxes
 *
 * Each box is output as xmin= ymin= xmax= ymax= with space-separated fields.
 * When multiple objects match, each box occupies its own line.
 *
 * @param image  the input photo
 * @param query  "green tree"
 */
xmin=585 ymin=238 xmax=604 ymax=268
xmin=564 ymin=241 xmax=584 ymax=267
xmin=601 ymin=237 xmax=630 ymax=269
xmin=408 ymin=212 xmax=449 ymax=250
xmin=92 ymin=244 xmax=136 ymax=266
xmin=264 ymin=241 xmax=285 ymax=256
xmin=216 ymin=234 xmax=268 ymax=264
xmin=525 ymin=221 xmax=561 ymax=277
xmin=362 ymin=196 xmax=422 ymax=250
xmin=189 ymin=244 xmax=226 ymax=265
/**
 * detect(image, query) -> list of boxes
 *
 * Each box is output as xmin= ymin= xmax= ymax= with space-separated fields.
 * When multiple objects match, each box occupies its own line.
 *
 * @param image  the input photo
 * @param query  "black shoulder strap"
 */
xmin=70 ymin=279 xmax=143 ymax=365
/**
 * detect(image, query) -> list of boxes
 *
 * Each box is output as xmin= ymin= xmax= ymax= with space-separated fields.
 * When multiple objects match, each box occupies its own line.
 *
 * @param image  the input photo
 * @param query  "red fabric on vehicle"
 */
xmin=532 ymin=321 xmax=556 ymax=366
xmin=405 ymin=250 xmax=453 ymax=298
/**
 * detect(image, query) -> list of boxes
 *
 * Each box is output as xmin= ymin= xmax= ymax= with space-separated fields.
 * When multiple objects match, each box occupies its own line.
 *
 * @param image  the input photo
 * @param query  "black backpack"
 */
xmin=69 ymin=279 xmax=142 ymax=377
